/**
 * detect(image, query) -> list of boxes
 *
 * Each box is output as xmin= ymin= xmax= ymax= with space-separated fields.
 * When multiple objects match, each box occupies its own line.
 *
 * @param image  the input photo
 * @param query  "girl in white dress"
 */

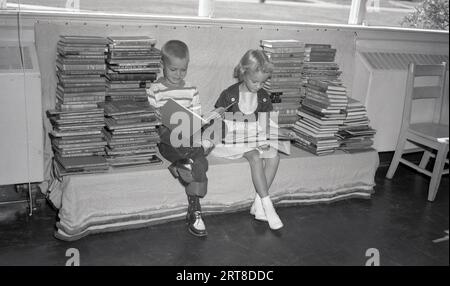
xmin=212 ymin=49 xmax=286 ymax=230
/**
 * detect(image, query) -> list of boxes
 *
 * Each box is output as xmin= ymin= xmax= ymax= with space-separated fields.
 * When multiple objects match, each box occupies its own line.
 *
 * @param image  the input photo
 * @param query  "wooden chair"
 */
xmin=386 ymin=62 xmax=449 ymax=202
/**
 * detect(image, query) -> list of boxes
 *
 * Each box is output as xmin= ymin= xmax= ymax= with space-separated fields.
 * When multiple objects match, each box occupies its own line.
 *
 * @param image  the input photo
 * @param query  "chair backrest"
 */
xmin=401 ymin=62 xmax=448 ymax=129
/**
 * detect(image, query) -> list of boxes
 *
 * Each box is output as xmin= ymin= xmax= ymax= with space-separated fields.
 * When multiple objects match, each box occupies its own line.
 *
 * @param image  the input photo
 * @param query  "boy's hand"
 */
xmin=201 ymin=139 xmax=215 ymax=156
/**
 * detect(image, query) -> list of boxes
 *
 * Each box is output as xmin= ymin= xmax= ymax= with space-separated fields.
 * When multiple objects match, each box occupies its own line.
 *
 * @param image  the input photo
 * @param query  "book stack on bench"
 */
xmin=301 ymin=44 xmax=342 ymax=100
xmin=102 ymin=100 xmax=162 ymax=168
xmin=47 ymin=108 xmax=109 ymax=175
xmin=55 ymin=35 xmax=108 ymax=111
xmin=48 ymin=35 xmax=109 ymax=175
xmin=260 ymin=39 xmax=305 ymax=127
xmin=291 ymin=79 xmax=348 ymax=156
xmin=105 ymin=36 xmax=161 ymax=103
xmin=336 ymin=98 xmax=377 ymax=153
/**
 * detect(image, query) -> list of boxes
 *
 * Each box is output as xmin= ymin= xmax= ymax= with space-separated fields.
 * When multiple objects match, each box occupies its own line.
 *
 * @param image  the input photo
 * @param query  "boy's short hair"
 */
xmin=161 ymin=40 xmax=190 ymax=63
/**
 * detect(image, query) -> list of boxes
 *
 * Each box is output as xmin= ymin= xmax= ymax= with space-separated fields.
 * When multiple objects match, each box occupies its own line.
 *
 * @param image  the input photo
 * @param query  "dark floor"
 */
xmin=0 ymin=164 xmax=448 ymax=266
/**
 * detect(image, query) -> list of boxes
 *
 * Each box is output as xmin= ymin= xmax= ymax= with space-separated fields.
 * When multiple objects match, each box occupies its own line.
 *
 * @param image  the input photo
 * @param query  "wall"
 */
xmin=30 ymin=21 xmax=357 ymax=112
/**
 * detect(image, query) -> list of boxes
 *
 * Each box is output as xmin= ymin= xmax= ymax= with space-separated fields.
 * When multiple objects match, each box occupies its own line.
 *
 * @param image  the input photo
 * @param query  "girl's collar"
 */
xmin=238 ymin=82 xmax=258 ymax=94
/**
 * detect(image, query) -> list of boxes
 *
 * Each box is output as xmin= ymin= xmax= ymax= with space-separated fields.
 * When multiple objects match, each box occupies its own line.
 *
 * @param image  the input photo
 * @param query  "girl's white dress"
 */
xmin=211 ymin=91 xmax=290 ymax=159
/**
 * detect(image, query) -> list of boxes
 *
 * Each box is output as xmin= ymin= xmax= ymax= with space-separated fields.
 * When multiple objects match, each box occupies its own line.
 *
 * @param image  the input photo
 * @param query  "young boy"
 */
xmin=147 ymin=40 xmax=214 ymax=237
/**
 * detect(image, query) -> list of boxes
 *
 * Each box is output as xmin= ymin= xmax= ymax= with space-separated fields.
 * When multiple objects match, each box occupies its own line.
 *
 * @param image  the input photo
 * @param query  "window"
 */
xmin=3 ymin=0 xmax=448 ymax=30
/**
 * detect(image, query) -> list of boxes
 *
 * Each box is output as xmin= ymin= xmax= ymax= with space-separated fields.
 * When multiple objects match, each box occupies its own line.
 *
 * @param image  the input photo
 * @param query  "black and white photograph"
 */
xmin=0 ymin=0 xmax=448 ymax=271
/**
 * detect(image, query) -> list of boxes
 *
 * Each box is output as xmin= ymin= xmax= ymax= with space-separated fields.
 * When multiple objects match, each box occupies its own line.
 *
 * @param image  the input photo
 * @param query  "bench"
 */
xmin=48 ymin=146 xmax=379 ymax=241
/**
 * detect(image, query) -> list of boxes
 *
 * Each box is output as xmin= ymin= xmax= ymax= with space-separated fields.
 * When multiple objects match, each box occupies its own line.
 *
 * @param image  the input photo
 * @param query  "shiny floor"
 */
xmin=0 ymin=164 xmax=448 ymax=266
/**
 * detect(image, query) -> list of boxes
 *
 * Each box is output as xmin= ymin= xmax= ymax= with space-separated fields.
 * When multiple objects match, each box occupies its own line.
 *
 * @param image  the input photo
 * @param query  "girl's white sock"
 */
xmin=250 ymin=194 xmax=268 ymax=221
xmin=261 ymin=196 xmax=283 ymax=230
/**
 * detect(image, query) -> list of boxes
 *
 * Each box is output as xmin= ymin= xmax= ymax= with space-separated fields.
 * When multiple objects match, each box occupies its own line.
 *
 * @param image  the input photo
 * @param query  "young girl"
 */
xmin=212 ymin=49 xmax=286 ymax=230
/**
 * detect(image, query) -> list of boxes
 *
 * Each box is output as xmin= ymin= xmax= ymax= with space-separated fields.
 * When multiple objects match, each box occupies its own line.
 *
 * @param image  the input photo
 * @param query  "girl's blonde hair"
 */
xmin=234 ymin=49 xmax=274 ymax=81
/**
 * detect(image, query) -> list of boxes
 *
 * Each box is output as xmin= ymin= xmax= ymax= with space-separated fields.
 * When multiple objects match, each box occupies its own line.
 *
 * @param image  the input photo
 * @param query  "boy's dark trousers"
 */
xmin=157 ymin=125 xmax=208 ymax=199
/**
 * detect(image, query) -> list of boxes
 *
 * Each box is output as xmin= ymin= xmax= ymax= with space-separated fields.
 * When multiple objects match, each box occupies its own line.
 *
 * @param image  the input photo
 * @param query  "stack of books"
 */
xmin=302 ymin=79 xmax=348 ymax=114
xmin=291 ymin=79 xmax=348 ymax=156
xmin=336 ymin=98 xmax=377 ymax=153
xmin=105 ymin=36 xmax=161 ymax=102
xmin=48 ymin=35 xmax=109 ymax=175
xmin=271 ymin=102 xmax=299 ymax=128
xmin=302 ymin=62 xmax=342 ymax=85
xmin=260 ymin=39 xmax=305 ymax=127
xmin=56 ymin=35 xmax=108 ymax=111
xmin=304 ymin=44 xmax=337 ymax=62
xmin=103 ymin=100 xmax=162 ymax=167
xmin=301 ymin=44 xmax=342 ymax=101
xmin=47 ymin=108 xmax=108 ymax=175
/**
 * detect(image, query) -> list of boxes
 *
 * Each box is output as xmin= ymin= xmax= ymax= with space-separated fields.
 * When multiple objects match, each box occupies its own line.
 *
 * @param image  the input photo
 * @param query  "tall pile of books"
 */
xmin=336 ymin=97 xmax=376 ymax=153
xmin=55 ymin=35 xmax=108 ymax=110
xmin=291 ymin=79 xmax=348 ymax=156
xmin=105 ymin=36 xmax=161 ymax=103
xmin=301 ymin=44 xmax=342 ymax=99
xmin=260 ymin=39 xmax=305 ymax=127
xmin=47 ymin=35 xmax=109 ymax=175
xmin=103 ymin=100 xmax=162 ymax=167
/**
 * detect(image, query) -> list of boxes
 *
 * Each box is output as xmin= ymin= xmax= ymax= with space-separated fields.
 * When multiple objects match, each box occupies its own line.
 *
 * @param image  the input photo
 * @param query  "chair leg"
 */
xmin=419 ymin=150 xmax=432 ymax=169
xmin=386 ymin=133 xmax=407 ymax=179
xmin=427 ymin=144 xmax=449 ymax=202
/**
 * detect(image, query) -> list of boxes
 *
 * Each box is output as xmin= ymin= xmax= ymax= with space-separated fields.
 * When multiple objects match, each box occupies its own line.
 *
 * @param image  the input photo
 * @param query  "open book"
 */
xmin=437 ymin=137 xmax=449 ymax=144
xmin=223 ymin=128 xmax=297 ymax=143
xmin=160 ymin=98 xmax=234 ymax=132
xmin=221 ymin=121 xmax=294 ymax=155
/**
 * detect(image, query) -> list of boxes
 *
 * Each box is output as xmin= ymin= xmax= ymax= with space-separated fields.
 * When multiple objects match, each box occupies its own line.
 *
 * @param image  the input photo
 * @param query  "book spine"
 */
xmin=265 ymin=52 xmax=305 ymax=59
xmin=57 ymin=62 xmax=106 ymax=71
xmin=271 ymin=73 xmax=303 ymax=78
xmin=262 ymin=47 xmax=306 ymax=53
xmin=58 ymin=86 xmax=106 ymax=93
xmin=57 ymin=69 xmax=106 ymax=75
xmin=56 ymin=103 xmax=100 ymax=111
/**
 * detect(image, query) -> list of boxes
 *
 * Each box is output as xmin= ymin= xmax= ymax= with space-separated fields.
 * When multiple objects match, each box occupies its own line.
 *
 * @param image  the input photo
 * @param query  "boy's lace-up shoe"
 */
xmin=186 ymin=211 xmax=207 ymax=237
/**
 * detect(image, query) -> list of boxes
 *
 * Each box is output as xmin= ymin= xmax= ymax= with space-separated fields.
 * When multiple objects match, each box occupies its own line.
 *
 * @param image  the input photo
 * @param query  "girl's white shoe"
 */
xmin=261 ymin=196 xmax=283 ymax=230
xmin=250 ymin=194 xmax=268 ymax=221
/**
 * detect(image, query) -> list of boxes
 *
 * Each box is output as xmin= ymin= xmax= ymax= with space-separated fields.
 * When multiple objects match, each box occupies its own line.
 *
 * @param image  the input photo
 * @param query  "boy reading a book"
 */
xmin=147 ymin=40 xmax=215 ymax=237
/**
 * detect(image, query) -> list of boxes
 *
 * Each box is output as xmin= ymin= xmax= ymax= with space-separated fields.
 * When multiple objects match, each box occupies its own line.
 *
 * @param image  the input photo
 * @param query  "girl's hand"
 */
xmin=258 ymin=144 xmax=270 ymax=152
xmin=215 ymin=107 xmax=226 ymax=118
xmin=287 ymin=131 xmax=298 ymax=138
xmin=204 ymin=107 xmax=226 ymax=122
xmin=277 ymin=128 xmax=296 ymax=138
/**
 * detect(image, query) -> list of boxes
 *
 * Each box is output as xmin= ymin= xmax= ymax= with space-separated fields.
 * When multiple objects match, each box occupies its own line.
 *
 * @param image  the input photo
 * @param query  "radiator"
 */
xmin=353 ymin=51 xmax=449 ymax=152
xmin=0 ymin=43 xmax=44 ymax=185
